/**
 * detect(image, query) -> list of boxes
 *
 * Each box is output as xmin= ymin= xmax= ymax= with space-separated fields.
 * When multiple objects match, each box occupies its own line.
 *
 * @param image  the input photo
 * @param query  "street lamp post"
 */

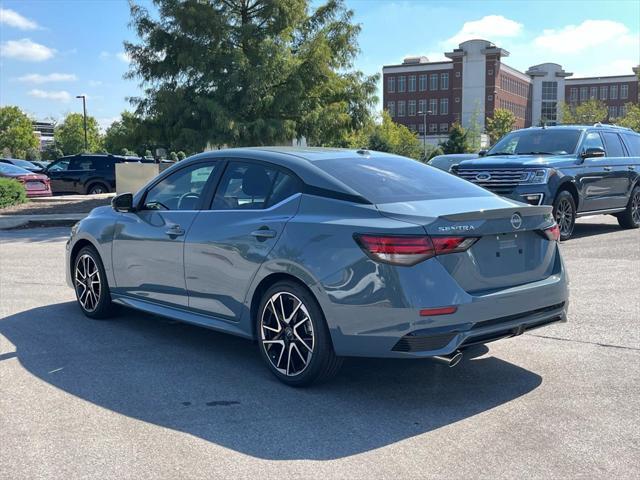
xmin=417 ymin=110 xmax=432 ymax=158
xmin=76 ymin=95 xmax=88 ymax=151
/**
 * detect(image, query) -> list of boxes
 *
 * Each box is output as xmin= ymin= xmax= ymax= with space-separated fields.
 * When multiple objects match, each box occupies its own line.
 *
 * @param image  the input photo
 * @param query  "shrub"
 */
xmin=0 ymin=178 xmax=28 ymax=209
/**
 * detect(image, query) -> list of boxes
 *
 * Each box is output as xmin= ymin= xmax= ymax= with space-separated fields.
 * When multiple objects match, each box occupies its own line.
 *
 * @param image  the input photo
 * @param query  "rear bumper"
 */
xmin=25 ymin=189 xmax=52 ymax=198
xmin=319 ymin=248 xmax=569 ymax=358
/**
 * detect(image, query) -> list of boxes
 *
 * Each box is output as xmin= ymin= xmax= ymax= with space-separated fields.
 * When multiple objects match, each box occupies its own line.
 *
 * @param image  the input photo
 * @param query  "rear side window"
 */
xmin=313 ymin=156 xmax=492 ymax=204
xmin=69 ymin=157 xmax=96 ymax=170
xmin=621 ymin=133 xmax=640 ymax=157
xmin=602 ymin=132 xmax=626 ymax=157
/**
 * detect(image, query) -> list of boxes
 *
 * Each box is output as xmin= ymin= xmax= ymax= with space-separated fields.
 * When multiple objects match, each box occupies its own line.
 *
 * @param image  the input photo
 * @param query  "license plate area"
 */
xmin=26 ymin=181 xmax=44 ymax=190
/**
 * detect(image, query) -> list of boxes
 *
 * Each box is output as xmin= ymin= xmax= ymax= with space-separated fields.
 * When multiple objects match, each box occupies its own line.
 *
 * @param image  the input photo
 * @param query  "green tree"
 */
xmin=55 ymin=113 xmax=102 ymax=155
xmin=440 ymin=122 xmax=472 ymax=154
xmin=347 ymin=111 xmax=423 ymax=160
xmin=486 ymin=108 xmax=516 ymax=144
xmin=561 ymin=99 xmax=607 ymax=125
xmin=25 ymin=147 xmax=40 ymax=161
xmin=169 ymin=151 xmax=178 ymax=162
xmin=177 ymin=151 xmax=186 ymax=161
xmin=0 ymin=106 xmax=39 ymax=159
xmin=104 ymin=111 xmax=150 ymax=154
xmin=617 ymin=103 xmax=640 ymax=132
xmin=125 ymin=0 xmax=378 ymax=150
xmin=41 ymin=143 xmax=64 ymax=161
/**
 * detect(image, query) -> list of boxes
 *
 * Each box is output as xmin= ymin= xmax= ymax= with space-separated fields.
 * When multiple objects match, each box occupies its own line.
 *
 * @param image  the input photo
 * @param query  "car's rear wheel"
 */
xmin=616 ymin=185 xmax=640 ymax=229
xmin=87 ymin=183 xmax=109 ymax=195
xmin=73 ymin=246 xmax=114 ymax=319
xmin=553 ymin=190 xmax=576 ymax=241
xmin=257 ymin=281 xmax=342 ymax=387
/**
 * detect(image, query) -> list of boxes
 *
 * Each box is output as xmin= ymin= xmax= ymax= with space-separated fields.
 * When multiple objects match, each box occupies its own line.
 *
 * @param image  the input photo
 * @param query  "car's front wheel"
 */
xmin=73 ymin=246 xmax=114 ymax=319
xmin=616 ymin=184 xmax=640 ymax=229
xmin=553 ymin=190 xmax=576 ymax=241
xmin=87 ymin=183 xmax=109 ymax=195
xmin=257 ymin=281 xmax=342 ymax=387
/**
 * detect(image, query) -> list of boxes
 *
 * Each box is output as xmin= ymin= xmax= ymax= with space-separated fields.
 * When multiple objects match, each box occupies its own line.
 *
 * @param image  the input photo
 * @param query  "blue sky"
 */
xmin=1 ymin=0 xmax=638 ymax=130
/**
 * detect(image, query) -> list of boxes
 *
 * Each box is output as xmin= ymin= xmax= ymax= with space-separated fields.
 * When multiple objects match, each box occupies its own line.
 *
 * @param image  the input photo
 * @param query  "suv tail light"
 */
xmin=354 ymin=234 xmax=478 ymax=266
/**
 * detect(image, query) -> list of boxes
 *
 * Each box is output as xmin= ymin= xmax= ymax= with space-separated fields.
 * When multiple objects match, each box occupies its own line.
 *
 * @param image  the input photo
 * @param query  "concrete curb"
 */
xmin=0 ymin=213 xmax=87 ymax=230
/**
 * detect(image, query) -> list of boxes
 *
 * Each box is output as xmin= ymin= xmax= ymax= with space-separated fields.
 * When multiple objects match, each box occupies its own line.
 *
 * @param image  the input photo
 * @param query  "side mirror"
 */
xmin=581 ymin=147 xmax=606 ymax=159
xmin=112 ymin=192 xmax=135 ymax=213
xmin=478 ymin=150 xmax=487 ymax=157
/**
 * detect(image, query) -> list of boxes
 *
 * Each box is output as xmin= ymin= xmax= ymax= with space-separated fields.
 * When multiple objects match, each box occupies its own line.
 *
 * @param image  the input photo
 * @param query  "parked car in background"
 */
xmin=66 ymin=147 xmax=568 ymax=386
xmin=45 ymin=154 xmax=154 ymax=195
xmin=0 ymin=158 xmax=45 ymax=173
xmin=428 ymin=153 xmax=478 ymax=172
xmin=0 ymin=162 xmax=51 ymax=197
xmin=452 ymin=125 xmax=640 ymax=240
xmin=29 ymin=160 xmax=51 ymax=170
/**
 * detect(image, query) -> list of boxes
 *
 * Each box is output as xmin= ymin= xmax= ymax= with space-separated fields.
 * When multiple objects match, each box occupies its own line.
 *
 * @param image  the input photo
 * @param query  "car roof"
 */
xmin=517 ymin=124 xmax=637 ymax=134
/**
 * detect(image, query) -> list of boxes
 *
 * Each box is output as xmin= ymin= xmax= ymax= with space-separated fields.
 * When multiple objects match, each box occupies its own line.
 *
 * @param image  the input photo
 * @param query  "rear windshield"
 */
xmin=0 ymin=163 xmax=30 ymax=175
xmin=313 ymin=156 xmax=492 ymax=204
xmin=487 ymin=129 xmax=582 ymax=156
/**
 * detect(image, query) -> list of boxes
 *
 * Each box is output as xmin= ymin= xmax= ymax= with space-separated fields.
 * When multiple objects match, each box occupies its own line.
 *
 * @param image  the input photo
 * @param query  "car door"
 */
xmin=184 ymin=160 xmax=302 ymax=320
xmin=111 ymin=160 xmax=221 ymax=307
xmin=45 ymin=158 xmax=71 ymax=193
xmin=575 ymin=131 xmax=617 ymax=211
xmin=601 ymin=131 xmax=632 ymax=208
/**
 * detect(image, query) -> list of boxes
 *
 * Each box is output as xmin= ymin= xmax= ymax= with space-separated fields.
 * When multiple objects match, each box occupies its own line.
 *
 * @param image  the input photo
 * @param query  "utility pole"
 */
xmin=76 ymin=95 xmax=88 ymax=151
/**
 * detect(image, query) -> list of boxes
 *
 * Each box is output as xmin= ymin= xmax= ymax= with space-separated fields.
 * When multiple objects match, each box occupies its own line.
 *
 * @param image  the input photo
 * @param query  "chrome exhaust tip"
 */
xmin=431 ymin=350 xmax=463 ymax=367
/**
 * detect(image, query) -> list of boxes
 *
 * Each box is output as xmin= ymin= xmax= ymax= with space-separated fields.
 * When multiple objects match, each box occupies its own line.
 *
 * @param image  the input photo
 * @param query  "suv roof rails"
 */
xmin=593 ymin=123 xmax=633 ymax=131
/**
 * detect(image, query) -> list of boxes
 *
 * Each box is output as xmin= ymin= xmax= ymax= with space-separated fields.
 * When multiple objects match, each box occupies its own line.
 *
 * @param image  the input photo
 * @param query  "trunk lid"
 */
xmin=376 ymin=197 xmax=558 ymax=293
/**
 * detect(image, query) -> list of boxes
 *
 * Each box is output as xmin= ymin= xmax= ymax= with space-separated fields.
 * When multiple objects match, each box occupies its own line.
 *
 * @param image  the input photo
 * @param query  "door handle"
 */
xmin=603 ymin=167 xmax=612 ymax=171
xmin=165 ymin=224 xmax=185 ymax=236
xmin=250 ymin=228 xmax=277 ymax=240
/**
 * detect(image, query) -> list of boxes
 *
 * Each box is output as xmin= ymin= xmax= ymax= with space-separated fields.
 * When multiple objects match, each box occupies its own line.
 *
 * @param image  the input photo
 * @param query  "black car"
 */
xmin=452 ymin=124 xmax=640 ymax=240
xmin=45 ymin=154 xmax=154 ymax=195
xmin=0 ymin=158 xmax=44 ymax=173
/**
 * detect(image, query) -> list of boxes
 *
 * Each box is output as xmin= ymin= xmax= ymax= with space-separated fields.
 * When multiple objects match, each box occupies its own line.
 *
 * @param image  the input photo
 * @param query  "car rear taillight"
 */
xmin=354 ymin=234 xmax=478 ymax=266
xmin=542 ymin=224 xmax=560 ymax=242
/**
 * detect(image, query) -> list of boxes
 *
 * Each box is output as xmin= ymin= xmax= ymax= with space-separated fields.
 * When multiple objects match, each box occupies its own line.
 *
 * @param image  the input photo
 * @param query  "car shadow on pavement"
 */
xmin=0 ymin=302 xmax=542 ymax=460
xmin=571 ymin=221 xmax=624 ymax=239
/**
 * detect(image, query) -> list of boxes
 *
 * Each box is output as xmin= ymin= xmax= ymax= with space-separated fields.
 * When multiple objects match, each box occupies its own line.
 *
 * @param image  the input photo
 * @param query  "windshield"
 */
xmin=10 ymin=159 xmax=37 ymax=168
xmin=0 ymin=163 xmax=31 ymax=175
xmin=487 ymin=129 xmax=583 ymax=156
xmin=313 ymin=155 xmax=492 ymax=204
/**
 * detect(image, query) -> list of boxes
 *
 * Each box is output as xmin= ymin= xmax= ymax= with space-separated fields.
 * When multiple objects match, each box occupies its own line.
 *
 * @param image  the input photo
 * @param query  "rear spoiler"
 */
xmin=440 ymin=205 xmax=553 ymax=222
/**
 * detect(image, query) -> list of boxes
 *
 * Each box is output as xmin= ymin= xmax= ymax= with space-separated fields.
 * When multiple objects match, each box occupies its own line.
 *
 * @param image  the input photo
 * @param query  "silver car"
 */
xmin=66 ymin=147 xmax=568 ymax=386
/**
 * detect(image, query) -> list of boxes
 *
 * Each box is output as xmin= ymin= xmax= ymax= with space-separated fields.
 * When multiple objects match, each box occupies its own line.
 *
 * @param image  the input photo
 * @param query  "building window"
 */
xmin=455 ymin=71 xmax=461 ymax=78
xmin=487 ymin=95 xmax=493 ymax=101
xmin=440 ymin=123 xmax=449 ymax=132
xmin=387 ymin=77 xmax=395 ymax=93
xmin=570 ymin=88 xmax=578 ymax=102
xmin=488 ymin=69 xmax=493 ymax=76
xmin=418 ymin=123 xmax=425 ymax=133
xmin=600 ymin=86 xmax=608 ymax=100
xmin=608 ymin=106 xmax=617 ymax=119
xmin=619 ymin=105 xmax=628 ymax=117
xmin=430 ymin=74 xmax=438 ymax=91
xmin=398 ymin=76 xmax=406 ymax=93
xmin=429 ymin=123 xmax=438 ymax=133
xmin=440 ymin=98 xmax=449 ymax=115
xmin=418 ymin=99 xmax=427 ymax=114
xmin=542 ymin=81 xmax=558 ymax=100
xmin=610 ymin=85 xmax=618 ymax=100
xmin=419 ymin=74 xmax=427 ymax=91
xmin=429 ymin=98 xmax=438 ymax=115
xmin=387 ymin=101 xmax=395 ymax=117
xmin=408 ymin=100 xmax=416 ymax=116
xmin=541 ymin=101 xmax=558 ymax=124
xmin=408 ymin=124 xmax=416 ymax=132
xmin=621 ymin=84 xmax=629 ymax=99
xmin=397 ymin=101 xmax=406 ymax=117
xmin=580 ymin=87 xmax=588 ymax=101
xmin=590 ymin=87 xmax=597 ymax=99
xmin=455 ymin=97 xmax=460 ymax=103
xmin=408 ymin=75 xmax=416 ymax=92
xmin=440 ymin=73 xmax=449 ymax=90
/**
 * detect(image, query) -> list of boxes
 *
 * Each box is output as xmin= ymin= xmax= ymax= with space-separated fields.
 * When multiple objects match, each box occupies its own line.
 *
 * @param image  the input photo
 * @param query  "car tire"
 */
xmin=553 ymin=190 xmax=576 ymax=241
xmin=87 ymin=183 xmax=109 ymax=195
xmin=73 ymin=246 xmax=115 ymax=319
xmin=617 ymin=184 xmax=640 ymax=229
xmin=257 ymin=280 xmax=342 ymax=387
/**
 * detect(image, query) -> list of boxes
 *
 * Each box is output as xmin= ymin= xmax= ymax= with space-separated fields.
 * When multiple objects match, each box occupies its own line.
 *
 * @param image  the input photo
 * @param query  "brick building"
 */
xmin=382 ymin=39 xmax=639 ymax=145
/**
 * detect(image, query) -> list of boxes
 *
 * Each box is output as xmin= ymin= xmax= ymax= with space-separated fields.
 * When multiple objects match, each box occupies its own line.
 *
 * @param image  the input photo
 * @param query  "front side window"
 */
xmin=47 ymin=159 xmax=70 ymax=171
xmin=212 ymin=162 xmax=299 ymax=210
xmin=602 ymin=132 xmax=626 ymax=157
xmin=144 ymin=162 xmax=217 ymax=211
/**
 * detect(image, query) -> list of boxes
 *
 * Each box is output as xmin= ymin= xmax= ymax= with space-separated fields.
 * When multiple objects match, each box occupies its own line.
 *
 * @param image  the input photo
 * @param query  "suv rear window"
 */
xmin=313 ymin=156 xmax=492 ymax=204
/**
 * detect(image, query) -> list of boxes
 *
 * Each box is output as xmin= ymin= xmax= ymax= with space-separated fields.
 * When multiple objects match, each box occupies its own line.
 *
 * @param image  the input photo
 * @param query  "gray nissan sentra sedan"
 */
xmin=66 ymin=147 xmax=568 ymax=386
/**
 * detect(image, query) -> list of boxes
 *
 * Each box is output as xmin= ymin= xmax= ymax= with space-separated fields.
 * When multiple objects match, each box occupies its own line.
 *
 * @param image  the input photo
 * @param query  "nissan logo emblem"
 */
xmin=511 ymin=213 xmax=523 ymax=230
xmin=476 ymin=172 xmax=491 ymax=181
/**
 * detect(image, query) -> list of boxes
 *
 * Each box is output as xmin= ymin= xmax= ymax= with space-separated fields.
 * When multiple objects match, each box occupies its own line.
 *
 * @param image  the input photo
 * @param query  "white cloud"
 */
xmin=116 ymin=51 xmax=131 ymax=63
xmin=0 ymin=38 xmax=55 ymax=61
xmin=445 ymin=15 xmax=523 ymax=47
xmin=97 ymin=116 xmax=120 ymax=132
xmin=403 ymin=51 xmax=449 ymax=62
xmin=17 ymin=73 xmax=77 ymax=84
xmin=534 ymin=20 xmax=636 ymax=54
xmin=0 ymin=8 xmax=39 ymax=30
xmin=28 ymin=89 xmax=71 ymax=102
xmin=572 ymin=58 xmax=639 ymax=78
xmin=88 ymin=80 xmax=103 ymax=87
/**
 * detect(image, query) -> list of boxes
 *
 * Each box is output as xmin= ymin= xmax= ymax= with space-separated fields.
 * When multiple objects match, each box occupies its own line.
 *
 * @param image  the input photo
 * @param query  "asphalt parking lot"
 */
xmin=0 ymin=217 xmax=638 ymax=479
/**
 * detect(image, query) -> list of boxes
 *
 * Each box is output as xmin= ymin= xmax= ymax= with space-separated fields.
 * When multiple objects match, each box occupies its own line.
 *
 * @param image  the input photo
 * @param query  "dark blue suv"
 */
xmin=452 ymin=125 xmax=640 ymax=240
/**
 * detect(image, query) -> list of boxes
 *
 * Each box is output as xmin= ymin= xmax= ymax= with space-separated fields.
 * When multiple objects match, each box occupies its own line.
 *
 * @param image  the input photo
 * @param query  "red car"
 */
xmin=0 ymin=162 xmax=52 ymax=197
